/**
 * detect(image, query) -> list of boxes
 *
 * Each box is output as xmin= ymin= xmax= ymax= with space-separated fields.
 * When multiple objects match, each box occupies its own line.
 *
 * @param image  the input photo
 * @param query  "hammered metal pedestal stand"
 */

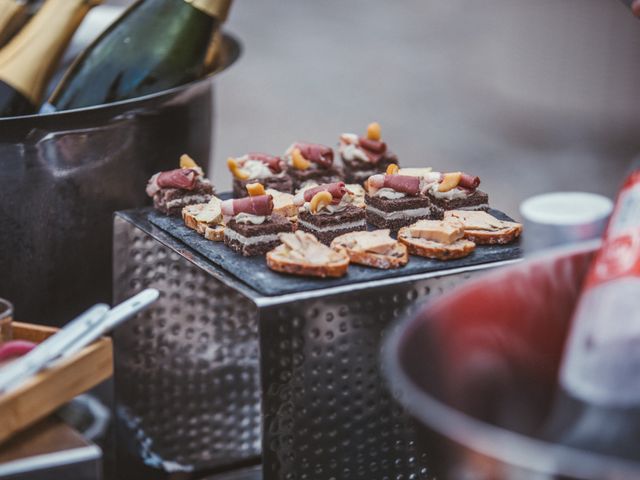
xmin=113 ymin=210 xmax=518 ymax=479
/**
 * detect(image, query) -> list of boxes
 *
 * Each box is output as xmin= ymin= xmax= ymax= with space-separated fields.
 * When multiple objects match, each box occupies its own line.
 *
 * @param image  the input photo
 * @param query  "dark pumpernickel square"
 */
xmin=226 ymin=215 xmax=293 ymax=236
xmin=427 ymin=189 xmax=489 ymax=211
xmin=344 ymin=169 xmax=375 ymax=185
xmin=297 ymin=204 xmax=366 ymax=244
xmin=225 ymin=237 xmax=283 ymax=256
xmin=364 ymin=210 xmax=437 ymax=231
xmin=153 ymin=180 xmax=214 ymax=216
xmin=224 ymin=215 xmax=294 ymax=256
xmin=232 ymin=175 xmax=293 ymax=198
xmin=365 ymin=193 xmax=429 ymax=213
xmin=365 ymin=193 xmax=442 ymax=230
xmin=342 ymin=154 xmax=398 ymax=185
xmin=289 ymin=166 xmax=343 ymax=190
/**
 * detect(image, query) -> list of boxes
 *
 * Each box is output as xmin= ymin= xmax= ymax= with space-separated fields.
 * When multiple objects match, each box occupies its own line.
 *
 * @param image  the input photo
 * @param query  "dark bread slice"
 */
xmin=366 ymin=208 xmax=437 ymax=231
xmin=224 ymin=216 xmax=294 ymax=256
xmin=342 ymin=153 xmax=398 ymax=184
xmin=365 ymin=194 xmax=442 ymax=230
xmin=426 ymin=189 xmax=489 ymax=211
xmin=225 ymin=237 xmax=282 ymax=256
xmin=226 ymin=215 xmax=292 ymax=237
xmin=297 ymin=204 xmax=365 ymax=227
xmin=154 ymin=179 xmax=215 ymax=216
xmin=344 ymin=169 xmax=378 ymax=185
xmin=365 ymin=193 xmax=429 ymax=213
xmin=297 ymin=204 xmax=366 ymax=244
xmin=232 ymin=175 xmax=293 ymax=198
xmin=341 ymin=152 xmax=398 ymax=172
xmin=289 ymin=166 xmax=343 ymax=190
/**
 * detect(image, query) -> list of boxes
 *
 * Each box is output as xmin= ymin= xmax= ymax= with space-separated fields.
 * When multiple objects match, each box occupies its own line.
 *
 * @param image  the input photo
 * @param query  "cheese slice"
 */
xmin=345 ymin=230 xmax=396 ymax=254
xmin=445 ymin=210 xmax=509 ymax=231
xmin=409 ymin=219 xmax=464 ymax=244
xmin=346 ymin=184 xmax=366 ymax=209
xmin=267 ymin=189 xmax=297 ymax=218
xmin=195 ymin=196 xmax=222 ymax=224
xmin=183 ymin=204 xmax=205 ymax=216
xmin=280 ymin=231 xmax=341 ymax=264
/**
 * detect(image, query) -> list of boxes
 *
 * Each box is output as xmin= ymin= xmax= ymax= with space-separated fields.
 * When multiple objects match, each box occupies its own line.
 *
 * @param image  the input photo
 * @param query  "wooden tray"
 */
xmin=0 ymin=322 xmax=113 ymax=445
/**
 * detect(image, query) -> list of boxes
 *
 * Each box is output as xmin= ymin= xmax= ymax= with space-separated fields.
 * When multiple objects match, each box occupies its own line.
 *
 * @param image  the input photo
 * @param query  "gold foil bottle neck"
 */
xmin=0 ymin=0 xmax=29 ymax=47
xmin=0 ymin=0 xmax=102 ymax=104
xmin=184 ymin=0 xmax=232 ymax=22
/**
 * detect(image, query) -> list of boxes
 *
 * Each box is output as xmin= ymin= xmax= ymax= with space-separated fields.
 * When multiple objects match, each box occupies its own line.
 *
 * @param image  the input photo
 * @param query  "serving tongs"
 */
xmin=0 ymin=288 xmax=159 ymax=394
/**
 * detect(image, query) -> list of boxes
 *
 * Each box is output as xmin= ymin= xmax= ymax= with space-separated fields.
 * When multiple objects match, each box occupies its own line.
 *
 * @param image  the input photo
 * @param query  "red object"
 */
xmin=559 ymin=169 xmax=640 ymax=406
xmin=357 ymin=137 xmax=388 ymax=164
xmin=0 ymin=340 xmax=36 ymax=363
xmin=358 ymin=137 xmax=386 ymax=153
xmin=227 ymin=195 xmax=273 ymax=216
xmin=584 ymin=171 xmax=640 ymax=289
xmin=389 ymin=244 xmax=597 ymax=477
xmin=293 ymin=143 xmax=334 ymax=168
xmin=459 ymin=173 xmax=480 ymax=190
xmin=157 ymin=169 xmax=198 ymax=190
xmin=383 ymin=174 xmax=421 ymax=195
xmin=247 ymin=153 xmax=284 ymax=173
xmin=302 ymin=182 xmax=347 ymax=202
xmin=403 ymin=244 xmax=594 ymax=415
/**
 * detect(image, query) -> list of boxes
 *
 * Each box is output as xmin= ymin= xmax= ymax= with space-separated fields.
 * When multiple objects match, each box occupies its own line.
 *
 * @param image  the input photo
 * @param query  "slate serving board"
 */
xmin=148 ymin=204 xmax=522 ymax=297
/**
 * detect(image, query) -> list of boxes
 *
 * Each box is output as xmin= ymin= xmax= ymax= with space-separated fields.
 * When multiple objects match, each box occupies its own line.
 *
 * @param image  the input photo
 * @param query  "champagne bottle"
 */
xmin=44 ymin=0 xmax=232 ymax=112
xmin=0 ymin=0 xmax=100 ymax=117
xmin=541 ymin=168 xmax=640 ymax=460
xmin=0 ymin=0 xmax=33 ymax=47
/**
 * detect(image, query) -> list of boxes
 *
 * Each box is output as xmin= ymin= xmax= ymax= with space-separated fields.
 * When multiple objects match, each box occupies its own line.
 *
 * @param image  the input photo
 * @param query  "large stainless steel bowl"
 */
xmin=0 ymin=34 xmax=240 ymax=326
xmin=384 ymin=243 xmax=640 ymax=479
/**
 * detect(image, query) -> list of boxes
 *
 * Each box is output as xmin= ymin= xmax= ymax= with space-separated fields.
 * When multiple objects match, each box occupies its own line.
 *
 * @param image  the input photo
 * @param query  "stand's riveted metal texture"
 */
xmin=113 ymin=210 xmax=518 ymax=480
xmin=259 ymin=276 xmax=481 ymax=480
xmin=113 ymin=214 xmax=262 ymax=479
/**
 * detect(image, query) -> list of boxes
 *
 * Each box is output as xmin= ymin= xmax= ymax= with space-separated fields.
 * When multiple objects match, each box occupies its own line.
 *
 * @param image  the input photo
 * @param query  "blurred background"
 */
xmin=106 ymin=0 xmax=640 ymax=218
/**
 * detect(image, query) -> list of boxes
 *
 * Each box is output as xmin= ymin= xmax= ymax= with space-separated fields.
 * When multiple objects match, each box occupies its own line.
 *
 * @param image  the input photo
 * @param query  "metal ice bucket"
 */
xmin=384 ymin=242 xmax=640 ymax=479
xmin=0 ymin=34 xmax=240 ymax=326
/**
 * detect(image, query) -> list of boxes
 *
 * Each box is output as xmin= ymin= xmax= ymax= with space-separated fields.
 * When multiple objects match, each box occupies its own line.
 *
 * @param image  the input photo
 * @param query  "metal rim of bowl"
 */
xmin=519 ymin=192 xmax=614 ymax=226
xmin=382 ymin=240 xmax=640 ymax=480
xmin=0 ymin=32 xmax=242 ymax=123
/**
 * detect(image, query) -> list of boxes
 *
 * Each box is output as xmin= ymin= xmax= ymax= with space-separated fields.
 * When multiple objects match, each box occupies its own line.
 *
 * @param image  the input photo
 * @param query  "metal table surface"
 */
xmin=113 ymin=209 xmax=520 ymax=480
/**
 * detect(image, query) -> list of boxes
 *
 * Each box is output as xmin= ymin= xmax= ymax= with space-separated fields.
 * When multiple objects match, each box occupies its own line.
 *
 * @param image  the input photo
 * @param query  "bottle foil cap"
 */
xmin=185 ymin=0 xmax=232 ymax=22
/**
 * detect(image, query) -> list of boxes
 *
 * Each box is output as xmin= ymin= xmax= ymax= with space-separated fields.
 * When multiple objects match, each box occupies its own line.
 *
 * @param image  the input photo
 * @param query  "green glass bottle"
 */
xmin=0 ymin=0 xmax=35 ymax=48
xmin=43 ymin=0 xmax=231 ymax=112
xmin=0 ymin=0 xmax=100 ymax=117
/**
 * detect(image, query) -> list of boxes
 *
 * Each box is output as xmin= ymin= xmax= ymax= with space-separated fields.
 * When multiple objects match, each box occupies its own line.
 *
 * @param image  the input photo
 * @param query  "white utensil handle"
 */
xmin=0 ymin=304 xmax=109 ymax=393
xmin=62 ymin=288 xmax=159 ymax=358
